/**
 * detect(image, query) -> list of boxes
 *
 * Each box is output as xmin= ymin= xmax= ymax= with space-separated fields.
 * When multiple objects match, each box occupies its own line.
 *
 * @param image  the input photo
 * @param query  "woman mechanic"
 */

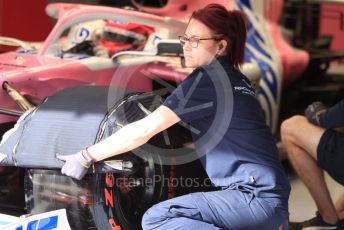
xmin=57 ymin=4 xmax=291 ymax=229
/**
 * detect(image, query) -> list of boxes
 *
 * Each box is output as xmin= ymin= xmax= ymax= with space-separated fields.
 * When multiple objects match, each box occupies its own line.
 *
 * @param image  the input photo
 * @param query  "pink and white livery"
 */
xmin=0 ymin=3 xmax=188 ymax=125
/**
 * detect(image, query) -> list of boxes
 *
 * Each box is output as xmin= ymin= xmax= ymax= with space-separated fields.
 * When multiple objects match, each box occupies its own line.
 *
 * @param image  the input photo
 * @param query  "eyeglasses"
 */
xmin=178 ymin=35 xmax=220 ymax=48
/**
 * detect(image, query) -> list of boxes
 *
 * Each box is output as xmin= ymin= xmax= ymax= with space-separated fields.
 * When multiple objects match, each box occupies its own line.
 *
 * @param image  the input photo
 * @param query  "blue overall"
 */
xmin=142 ymin=57 xmax=290 ymax=230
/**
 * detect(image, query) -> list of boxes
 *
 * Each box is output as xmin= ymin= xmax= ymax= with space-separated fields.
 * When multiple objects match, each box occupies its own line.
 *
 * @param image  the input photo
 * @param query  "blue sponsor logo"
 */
xmin=15 ymin=215 xmax=58 ymax=230
xmin=73 ymin=27 xmax=90 ymax=44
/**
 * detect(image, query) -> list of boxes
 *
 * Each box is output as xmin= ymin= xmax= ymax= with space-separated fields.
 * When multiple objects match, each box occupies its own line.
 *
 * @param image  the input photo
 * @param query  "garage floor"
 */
xmin=288 ymin=165 xmax=344 ymax=222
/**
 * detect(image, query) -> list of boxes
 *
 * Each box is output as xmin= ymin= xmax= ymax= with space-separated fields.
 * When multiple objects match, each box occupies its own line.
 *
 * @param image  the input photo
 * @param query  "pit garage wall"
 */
xmin=0 ymin=0 xmax=53 ymax=51
xmin=319 ymin=2 xmax=344 ymax=52
xmin=0 ymin=0 xmax=136 ymax=52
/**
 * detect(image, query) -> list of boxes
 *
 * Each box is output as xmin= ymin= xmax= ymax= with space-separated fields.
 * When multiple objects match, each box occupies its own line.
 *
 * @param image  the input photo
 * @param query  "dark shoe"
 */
xmin=289 ymin=212 xmax=339 ymax=230
xmin=337 ymin=219 xmax=344 ymax=230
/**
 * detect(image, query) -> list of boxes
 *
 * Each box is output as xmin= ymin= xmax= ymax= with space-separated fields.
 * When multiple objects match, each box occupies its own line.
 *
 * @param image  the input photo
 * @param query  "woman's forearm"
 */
xmin=85 ymin=105 xmax=180 ymax=162
xmin=86 ymin=120 xmax=151 ymax=161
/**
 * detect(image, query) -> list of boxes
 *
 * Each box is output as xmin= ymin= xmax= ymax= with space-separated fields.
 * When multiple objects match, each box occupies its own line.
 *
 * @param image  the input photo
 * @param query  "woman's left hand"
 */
xmin=56 ymin=150 xmax=93 ymax=180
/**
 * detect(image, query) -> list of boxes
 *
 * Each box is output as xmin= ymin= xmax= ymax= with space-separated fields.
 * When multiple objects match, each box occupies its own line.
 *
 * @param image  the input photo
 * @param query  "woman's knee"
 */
xmin=141 ymin=206 xmax=159 ymax=229
xmin=141 ymin=211 xmax=151 ymax=230
xmin=142 ymin=203 xmax=169 ymax=229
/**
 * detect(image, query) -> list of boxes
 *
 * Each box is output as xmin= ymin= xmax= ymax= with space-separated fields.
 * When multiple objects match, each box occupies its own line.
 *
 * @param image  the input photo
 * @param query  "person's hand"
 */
xmin=304 ymin=101 xmax=327 ymax=126
xmin=56 ymin=149 xmax=93 ymax=180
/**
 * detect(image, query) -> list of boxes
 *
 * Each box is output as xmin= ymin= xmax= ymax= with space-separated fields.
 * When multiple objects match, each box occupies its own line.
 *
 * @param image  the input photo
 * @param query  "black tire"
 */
xmin=90 ymin=151 xmax=170 ymax=230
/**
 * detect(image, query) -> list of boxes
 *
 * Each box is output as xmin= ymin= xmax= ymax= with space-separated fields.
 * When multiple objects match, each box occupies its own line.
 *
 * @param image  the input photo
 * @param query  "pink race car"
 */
xmin=0 ymin=3 xmax=187 ymax=126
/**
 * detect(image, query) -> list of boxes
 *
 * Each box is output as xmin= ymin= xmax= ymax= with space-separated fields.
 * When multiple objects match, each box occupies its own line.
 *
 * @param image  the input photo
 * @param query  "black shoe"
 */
xmin=289 ymin=212 xmax=339 ymax=230
xmin=337 ymin=219 xmax=344 ymax=230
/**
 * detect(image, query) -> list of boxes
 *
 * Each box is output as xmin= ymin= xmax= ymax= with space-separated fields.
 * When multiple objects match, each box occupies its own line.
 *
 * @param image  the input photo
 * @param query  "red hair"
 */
xmin=191 ymin=4 xmax=247 ymax=68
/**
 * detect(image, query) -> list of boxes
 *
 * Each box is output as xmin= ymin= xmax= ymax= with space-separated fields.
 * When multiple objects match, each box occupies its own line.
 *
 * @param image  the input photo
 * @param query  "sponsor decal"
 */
xmin=104 ymin=173 xmax=121 ymax=230
xmin=1 ymin=209 xmax=70 ymax=230
xmin=73 ymin=27 xmax=90 ymax=44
